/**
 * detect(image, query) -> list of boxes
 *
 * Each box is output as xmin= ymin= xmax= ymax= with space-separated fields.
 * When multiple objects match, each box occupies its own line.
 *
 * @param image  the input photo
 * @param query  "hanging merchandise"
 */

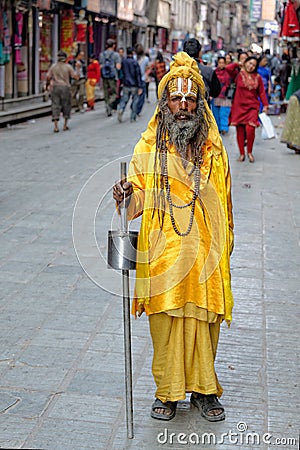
xmin=0 ymin=4 xmax=3 ymax=63
xmin=88 ymin=16 xmax=94 ymax=56
xmin=280 ymin=0 xmax=300 ymax=41
xmin=88 ymin=19 xmax=94 ymax=44
xmin=14 ymin=10 xmax=23 ymax=64
xmin=0 ymin=65 xmax=4 ymax=98
xmin=75 ymin=10 xmax=87 ymax=44
xmin=61 ymin=9 xmax=74 ymax=56
xmin=3 ymin=8 xmax=11 ymax=64
xmin=286 ymin=59 xmax=300 ymax=99
xmin=39 ymin=14 xmax=52 ymax=83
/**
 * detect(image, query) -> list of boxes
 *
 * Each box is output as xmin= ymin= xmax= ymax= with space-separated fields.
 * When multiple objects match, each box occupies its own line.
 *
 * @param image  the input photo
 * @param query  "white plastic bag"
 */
xmin=259 ymin=112 xmax=275 ymax=139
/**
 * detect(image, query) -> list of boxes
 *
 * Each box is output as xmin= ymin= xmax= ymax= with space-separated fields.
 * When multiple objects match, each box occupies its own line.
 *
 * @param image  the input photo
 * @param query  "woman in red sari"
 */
xmin=227 ymin=56 xmax=269 ymax=163
xmin=85 ymin=55 xmax=100 ymax=110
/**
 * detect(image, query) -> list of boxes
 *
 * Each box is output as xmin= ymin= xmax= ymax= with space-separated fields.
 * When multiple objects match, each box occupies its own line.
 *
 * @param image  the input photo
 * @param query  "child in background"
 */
xmin=270 ymin=76 xmax=283 ymax=104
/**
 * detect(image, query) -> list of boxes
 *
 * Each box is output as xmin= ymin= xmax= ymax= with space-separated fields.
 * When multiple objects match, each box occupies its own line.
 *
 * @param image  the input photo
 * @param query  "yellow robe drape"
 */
xmin=128 ymin=110 xmax=234 ymax=325
xmin=149 ymin=313 xmax=223 ymax=402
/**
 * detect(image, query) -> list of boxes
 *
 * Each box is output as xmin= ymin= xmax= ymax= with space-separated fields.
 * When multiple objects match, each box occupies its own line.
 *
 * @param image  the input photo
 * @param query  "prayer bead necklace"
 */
xmin=161 ymin=148 xmax=203 ymax=237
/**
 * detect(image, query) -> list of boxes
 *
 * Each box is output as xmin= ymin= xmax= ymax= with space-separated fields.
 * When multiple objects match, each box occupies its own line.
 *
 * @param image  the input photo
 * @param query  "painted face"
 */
xmin=167 ymin=78 xmax=198 ymax=118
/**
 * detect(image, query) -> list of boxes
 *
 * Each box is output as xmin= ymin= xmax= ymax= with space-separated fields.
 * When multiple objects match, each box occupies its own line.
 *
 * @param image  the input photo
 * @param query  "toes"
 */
xmin=154 ymin=407 xmax=171 ymax=416
xmin=207 ymin=408 xmax=222 ymax=416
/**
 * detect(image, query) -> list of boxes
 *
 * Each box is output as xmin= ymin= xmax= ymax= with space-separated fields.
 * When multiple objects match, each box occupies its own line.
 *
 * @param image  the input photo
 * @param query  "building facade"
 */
xmin=1 ymin=0 xmax=298 ymax=103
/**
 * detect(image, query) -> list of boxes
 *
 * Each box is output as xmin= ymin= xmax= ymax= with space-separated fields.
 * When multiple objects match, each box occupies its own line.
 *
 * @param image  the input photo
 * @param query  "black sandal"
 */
xmin=191 ymin=393 xmax=225 ymax=422
xmin=151 ymin=398 xmax=177 ymax=421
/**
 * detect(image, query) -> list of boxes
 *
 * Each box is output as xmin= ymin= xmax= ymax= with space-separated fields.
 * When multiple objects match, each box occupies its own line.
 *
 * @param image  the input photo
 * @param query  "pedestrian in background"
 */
xmin=113 ymin=52 xmax=234 ymax=422
xmin=277 ymin=53 xmax=292 ymax=98
xmin=69 ymin=50 xmax=87 ymax=113
xmin=153 ymin=51 xmax=167 ymax=98
xmin=144 ymin=51 xmax=151 ymax=103
xmin=183 ymin=38 xmax=221 ymax=104
xmin=99 ymin=39 xmax=121 ymax=117
xmin=211 ymin=56 xmax=233 ymax=135
xmin=135 ymin=43 xmax=150 ymax=116
xmin=46 ymin=50 xmax=78 ymax=133
xmin=257 ymin=54 xmax=272 ymax=111
xmin=117 ymin=47 xmax=143 ymax=123
xmin=85 ymin=54 xmax=100 ymax=111
xmin=116 ymin=47 xmax=125 ymax=103
xmin=225 ymin=53 xmax=233 ymax=65
xmin=227 ymin=56 xmax=269 ymax=163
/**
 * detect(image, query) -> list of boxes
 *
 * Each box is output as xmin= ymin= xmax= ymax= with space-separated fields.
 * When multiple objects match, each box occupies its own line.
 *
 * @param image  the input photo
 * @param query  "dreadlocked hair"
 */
xmin=152 ymin=86 xmax=211 ymax=231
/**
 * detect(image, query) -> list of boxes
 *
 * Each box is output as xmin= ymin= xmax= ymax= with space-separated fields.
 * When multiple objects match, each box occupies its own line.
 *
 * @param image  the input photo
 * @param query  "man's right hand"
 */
xmin=113 ymin=181 xmax=133 ymax=205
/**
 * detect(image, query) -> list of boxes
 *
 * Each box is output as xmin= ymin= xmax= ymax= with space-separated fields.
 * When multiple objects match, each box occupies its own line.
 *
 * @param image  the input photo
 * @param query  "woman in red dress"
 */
xmin=227 ymin=56 xmax=269 ymax=163
xmin=85 ymin=55 xmax=100 ymax=110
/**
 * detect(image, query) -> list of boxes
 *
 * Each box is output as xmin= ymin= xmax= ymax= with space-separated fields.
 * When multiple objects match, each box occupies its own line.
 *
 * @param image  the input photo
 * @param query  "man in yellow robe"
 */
xmin=113 ymin=52 xmax=234 ymax=422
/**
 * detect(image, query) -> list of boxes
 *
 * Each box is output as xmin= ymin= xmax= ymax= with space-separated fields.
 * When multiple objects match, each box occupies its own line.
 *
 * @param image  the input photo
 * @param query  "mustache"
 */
xmin=174 ymin=110 xmax=195 ymax=120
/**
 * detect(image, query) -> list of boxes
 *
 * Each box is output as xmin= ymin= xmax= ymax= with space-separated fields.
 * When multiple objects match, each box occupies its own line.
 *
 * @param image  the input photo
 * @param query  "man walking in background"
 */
xmin=117 ymin=47 xmax=143 ymax=123
xmin=46 ymin=51 xmax=78 ymax=132
xmin=100 ymin=39 xmax=121 ymax=117
xmin=69 ymin=50 xmax=87 ymax=113
xmin=183 ymin=38 xmax=221 ymax=104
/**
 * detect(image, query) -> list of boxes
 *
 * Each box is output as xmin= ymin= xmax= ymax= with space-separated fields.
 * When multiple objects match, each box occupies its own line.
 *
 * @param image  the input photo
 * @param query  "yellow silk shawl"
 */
xmin=127 ymin=109 xmax=234 ymax=325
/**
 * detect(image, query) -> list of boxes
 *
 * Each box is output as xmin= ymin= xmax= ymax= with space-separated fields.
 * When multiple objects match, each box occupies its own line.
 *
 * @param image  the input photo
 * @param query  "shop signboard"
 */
xmin=101 ymin=0 xmax=117 ymax=16
xmin=60 ymin=10 xmax=74 ymax=56
xmin=157 ymin=0 xmax=170 ymax=29
xmin=87 ymin=0 xmax=100 ymax=13
xmin=251 ymin=0 xmax=262 ymax=21
xmin=117 ymin=0 xmax=134 ymax=22
xmin=262 ymin=0 xmax=276 ymax=21
xmin=133 ymin=0 xmax=146 ymax=16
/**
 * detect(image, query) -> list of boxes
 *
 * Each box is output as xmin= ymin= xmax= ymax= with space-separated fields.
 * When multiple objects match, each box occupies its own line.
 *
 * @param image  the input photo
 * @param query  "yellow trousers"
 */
xmin=149 ymin=313 xmax=223 ymax=403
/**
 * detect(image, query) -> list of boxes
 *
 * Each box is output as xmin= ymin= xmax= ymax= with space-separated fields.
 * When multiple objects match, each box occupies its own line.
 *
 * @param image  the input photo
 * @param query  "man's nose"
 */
xmin=180 ymin=99 xmax=188 ymax=109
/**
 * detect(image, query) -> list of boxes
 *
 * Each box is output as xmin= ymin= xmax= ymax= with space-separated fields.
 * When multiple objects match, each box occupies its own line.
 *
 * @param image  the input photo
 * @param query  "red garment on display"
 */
xmin=76 ymin=23 xmax=87 ymax=43
xmin=281 ymin=0 xmax=300 ymax=40
xmin=228 ymin=69 xmax=268 ymax=127
xmin=88 ymin=24 xmax=94 ymax=44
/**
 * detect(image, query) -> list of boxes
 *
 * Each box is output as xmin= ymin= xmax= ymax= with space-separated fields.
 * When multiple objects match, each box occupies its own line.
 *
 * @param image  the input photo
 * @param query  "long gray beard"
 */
xmin=159 ymin=92 xmax=209 ymax=167
xmin=164 ymin=109 xmax=202 ymax=166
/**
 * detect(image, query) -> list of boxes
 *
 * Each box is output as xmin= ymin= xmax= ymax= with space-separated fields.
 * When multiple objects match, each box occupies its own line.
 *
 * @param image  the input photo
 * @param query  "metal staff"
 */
xmin=119 ymin=161 xmax=134 ymax=439
xmin=108 ymin=162 xmax=137 ymax=438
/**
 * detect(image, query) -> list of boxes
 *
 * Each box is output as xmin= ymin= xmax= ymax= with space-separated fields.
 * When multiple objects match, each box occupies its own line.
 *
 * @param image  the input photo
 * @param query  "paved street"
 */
xmin=0 ymin=88 xmax=299 ymax=450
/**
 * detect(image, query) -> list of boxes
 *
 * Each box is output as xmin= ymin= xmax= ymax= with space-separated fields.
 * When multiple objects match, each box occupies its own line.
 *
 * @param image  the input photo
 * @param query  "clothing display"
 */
xmin=286 ymin=59 xmax=300 ymax=99
xmin=14 ymin=11 xmax=23 ymax=64
xmin=280 ymin=0 xmax=300 ymax=41
xmin=281 ymin=89 xmax=300 ymax=152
